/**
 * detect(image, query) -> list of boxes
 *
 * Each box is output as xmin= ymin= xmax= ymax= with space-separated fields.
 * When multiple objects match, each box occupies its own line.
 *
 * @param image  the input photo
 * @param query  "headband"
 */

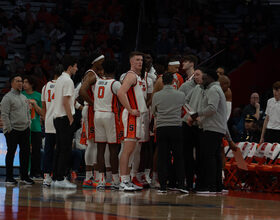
xmin=168 ymin=61 xmax=180 ymax=66
xmin=91 ymin=55 xmax=105 ymax=64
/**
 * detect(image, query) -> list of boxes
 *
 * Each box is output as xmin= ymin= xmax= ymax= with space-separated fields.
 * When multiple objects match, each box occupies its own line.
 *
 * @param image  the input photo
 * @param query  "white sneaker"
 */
xmin=51 ymin=180 xmax=56 ymax=188
xmin=55 ymin=178 xmax=77 ymax=189
xmin=97 ymin=181 xmax=106 ymax=190
xmin=43 ymin=176 xmax=52 ymax=187
xmin=110 ymin=182 xmax=119 ymax=190
xmin=119 ymin=181 xmax=135 ymax=191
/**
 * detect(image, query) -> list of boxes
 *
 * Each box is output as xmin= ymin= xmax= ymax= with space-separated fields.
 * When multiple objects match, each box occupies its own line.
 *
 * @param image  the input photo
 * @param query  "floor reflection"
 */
xmin=0 ymin=182 xmax=279 ymax=220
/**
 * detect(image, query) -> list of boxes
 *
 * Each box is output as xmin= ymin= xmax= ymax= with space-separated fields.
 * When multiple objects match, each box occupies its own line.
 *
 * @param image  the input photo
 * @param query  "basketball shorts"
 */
xmin=94 ymin=111 xmax=119 ymax=144
xmin=122 ymin=109 xmax=142 ymax=141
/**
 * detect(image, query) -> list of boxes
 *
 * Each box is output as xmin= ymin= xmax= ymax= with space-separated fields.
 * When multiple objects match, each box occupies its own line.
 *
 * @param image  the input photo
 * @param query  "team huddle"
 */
xmin=42 ymin=51 xmax=165 ymax=191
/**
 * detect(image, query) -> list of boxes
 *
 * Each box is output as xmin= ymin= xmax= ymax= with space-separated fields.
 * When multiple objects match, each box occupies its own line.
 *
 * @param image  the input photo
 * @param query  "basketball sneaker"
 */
xmin=83 ymin=179 xmax=94 ymax=188
xmin=43 ymin=174 xmax=52 ymax=187
xmin=119 ymin=181 xmax=136 ymax=191
xmin=132 ymin=176 xmax=143 ymax=190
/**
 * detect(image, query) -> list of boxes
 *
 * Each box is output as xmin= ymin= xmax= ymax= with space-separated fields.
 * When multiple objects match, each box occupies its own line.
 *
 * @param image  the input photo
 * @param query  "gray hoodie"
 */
xmin=0 ymin=89 xmax=30 ymax=133
xmin=198 ymin=82 xmax=227 ymax=134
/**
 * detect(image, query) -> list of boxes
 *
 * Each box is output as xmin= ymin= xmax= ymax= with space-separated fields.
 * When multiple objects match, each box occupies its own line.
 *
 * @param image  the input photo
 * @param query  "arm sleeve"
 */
xmin=198 ymin=87 xmax=219 ymax=117
xmin=63 ymin=80 xmax=74 ymax=97
xmin=226 ymin=101 xmax=232 ymax=121
xmin=112 ymin=81 xmax=121 ymax=95
xmin=265 ymin=99 xmax=271 ymax=116
xmin=0 ymin=96 xmax=12 ymax=133
xmin=151 ymin=94 xmax=157 ymax=116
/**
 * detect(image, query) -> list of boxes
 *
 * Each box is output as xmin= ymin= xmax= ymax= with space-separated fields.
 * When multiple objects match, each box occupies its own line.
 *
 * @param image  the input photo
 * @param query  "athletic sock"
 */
xmin=112 ymin=174 xmax=120 ymax=184
xmin=85 ymin=171 xmax=92 ymax=181
xmin=121 ymin=175 xmax=130 ymax=183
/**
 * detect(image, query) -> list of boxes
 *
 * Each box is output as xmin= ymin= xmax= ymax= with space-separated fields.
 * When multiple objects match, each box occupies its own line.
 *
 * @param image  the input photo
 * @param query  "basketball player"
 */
xmin=153 ymin=57 xmax=184 ymax=93
xmin=79 ymin=53 xmax=105 ymax=188
xmin=41 ymin=64 xmax=63 ymax=186
xmin=94 ymin=59 xmax=121 ymax=190
xmin=117 ymin=51 xmax=148 ymax=191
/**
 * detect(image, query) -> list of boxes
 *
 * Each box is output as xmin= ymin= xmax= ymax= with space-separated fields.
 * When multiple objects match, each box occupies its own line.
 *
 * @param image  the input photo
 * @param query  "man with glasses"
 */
xmin=0 ymin=74 xmax=34 ymax=185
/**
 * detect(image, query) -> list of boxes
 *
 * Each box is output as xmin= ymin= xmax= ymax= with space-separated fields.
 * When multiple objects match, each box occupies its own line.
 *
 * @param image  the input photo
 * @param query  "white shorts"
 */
xmin=122 ymin=109 xmax=142 ymax=141
xmin=139 ymin=111 xmax=150 ymax=143
xmin=94 ymin=111 xmax=119 ymax=144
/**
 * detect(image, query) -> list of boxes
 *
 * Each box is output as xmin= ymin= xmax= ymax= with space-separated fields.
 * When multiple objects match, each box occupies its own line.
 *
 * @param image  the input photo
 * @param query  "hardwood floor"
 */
xmin=0 ymin=181 xmax=279 ymax=220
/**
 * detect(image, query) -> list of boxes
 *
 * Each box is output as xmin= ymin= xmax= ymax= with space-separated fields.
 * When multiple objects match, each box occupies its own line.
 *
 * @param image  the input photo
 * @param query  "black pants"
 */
xmin=264 ymin=129 xmax=280 ymax=143
xmin=53 ymin=116 xmax=75 ymax=181
xmin=43 ymin=133 xmax=56 ymax=174
xmin=30 ymin=131 xmax=42 ymax=176
xmin=200 ymin=130 xmax=224 ymax=191
xmin=5 ymin=128 xmax=30 ymax=179
xmin=157 ymin=126 xmax=185 ymax=188
xmin=182 ymin=122 xmax=202 ymax=189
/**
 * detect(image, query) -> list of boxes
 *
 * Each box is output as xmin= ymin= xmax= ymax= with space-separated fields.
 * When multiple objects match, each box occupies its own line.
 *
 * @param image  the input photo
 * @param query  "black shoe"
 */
xmin=6 ymin=177 xmax=18 ymax=185
xmin=158 ymin=186 xmax=167 ymax=193
xmin=21 ymin=177 xmax=35 ymax=185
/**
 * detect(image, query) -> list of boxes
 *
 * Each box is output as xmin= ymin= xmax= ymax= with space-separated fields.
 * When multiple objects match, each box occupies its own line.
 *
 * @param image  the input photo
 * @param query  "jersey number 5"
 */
xmin=98 ymin=86 xmax=105 ymax=98
xmin=47 ymin=90 xmax=55 ymax=102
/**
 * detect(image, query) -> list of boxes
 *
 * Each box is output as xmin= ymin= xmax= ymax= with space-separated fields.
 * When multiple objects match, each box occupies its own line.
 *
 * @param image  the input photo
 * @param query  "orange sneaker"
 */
xmin=83 ymin=179 xmax=93 ymax=188
xmin=92 ymin=180 xmax=99 ymax=188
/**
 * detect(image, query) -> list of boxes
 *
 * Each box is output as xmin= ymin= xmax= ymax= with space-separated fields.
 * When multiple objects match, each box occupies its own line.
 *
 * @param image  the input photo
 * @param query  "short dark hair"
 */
xmin=162 ymin=72 xmax=174 ymax=85
xmin=273 ymin=81 xmax=280 ymax=90
xmin=62 ymin=55 xmax=77 ymax=71
xmin=23 ymin=75 xmax=36 ymax=90
xmin=182 ymin=55 xmax=198 ymax=68
xmin=9 ymin=74 xmax=22 ymax=83
xmin=102 ymin=59 xmax=118 ymax=75
xmin=129 ymin=51 xmax=144 ymax=59
xmin=54 ymin=64 xmax=63 ymax=77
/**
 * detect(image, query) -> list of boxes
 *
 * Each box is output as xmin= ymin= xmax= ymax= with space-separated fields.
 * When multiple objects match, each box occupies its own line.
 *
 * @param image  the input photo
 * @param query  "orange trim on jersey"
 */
xmin=119 ymin=108 xmax=124 ymax=141
xmin=176 ymin=73 xmax=184 ymax=88
xmin=114 ymin=112 xmax=121 ymax=144
xmin=127 ymin=87 xmax=138 ymax=110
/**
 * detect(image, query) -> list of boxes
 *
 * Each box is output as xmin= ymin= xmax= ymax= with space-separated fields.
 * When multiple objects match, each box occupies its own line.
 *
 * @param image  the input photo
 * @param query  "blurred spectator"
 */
xmin=242 ymin=92 xmax=264 ymax=120
xmin=2 ymin=20 xmax=22 ymax=44
xmin=109 ymin=15 xmax=124 ymax=39
xmin=7 ymin=52 xmax=24 ymax=74
xmin=0 ymin=56 xmax=10 ymax=76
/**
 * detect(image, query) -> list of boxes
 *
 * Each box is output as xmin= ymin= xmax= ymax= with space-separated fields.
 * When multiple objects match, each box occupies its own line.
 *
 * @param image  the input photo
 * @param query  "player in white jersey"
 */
xmin=117 ymin=51 xmax=148 ymax=191
xmin=79 ymin=53 xmax=105 ymax=188
xmin=94 ymin=59 xmax=121 ymax=190
xmin=41 ymin=64 xmax=63 ymax=186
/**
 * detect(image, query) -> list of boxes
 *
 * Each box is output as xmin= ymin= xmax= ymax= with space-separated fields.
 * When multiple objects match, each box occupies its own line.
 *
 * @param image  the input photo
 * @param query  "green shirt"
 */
xmin=22 ymin=90 xmax=42 ymax=132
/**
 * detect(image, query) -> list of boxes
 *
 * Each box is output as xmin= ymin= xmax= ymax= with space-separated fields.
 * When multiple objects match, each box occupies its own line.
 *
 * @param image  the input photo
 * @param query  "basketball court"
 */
xmin=0 ymin=180 xmax=279 ymax=220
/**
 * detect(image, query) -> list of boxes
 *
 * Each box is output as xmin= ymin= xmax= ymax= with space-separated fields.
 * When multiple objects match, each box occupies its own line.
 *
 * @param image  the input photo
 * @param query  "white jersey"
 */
xmin=120 ymin=72 xmax=152 ymax=101
xmin=126 ymin=72 xmax=148 ymax=113
xmin=94 ymin=78 xmax=121 ymax=113
xmin=42 ymin=80 xmax=56 ymax=133
xmin=83 ymin=69 xmax=102 ymax=105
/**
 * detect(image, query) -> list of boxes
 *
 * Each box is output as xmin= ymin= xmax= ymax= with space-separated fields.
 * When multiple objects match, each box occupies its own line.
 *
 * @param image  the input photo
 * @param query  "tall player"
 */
xmin=41 ymin=64 xmax=63 ymax=186
xmin=79 ymin=53 xmax=105 ymax=188
xmin=94 ymin=59 xmax=121 ymax=190
xmin=117 ymin=51 xmax=148 ymax=191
